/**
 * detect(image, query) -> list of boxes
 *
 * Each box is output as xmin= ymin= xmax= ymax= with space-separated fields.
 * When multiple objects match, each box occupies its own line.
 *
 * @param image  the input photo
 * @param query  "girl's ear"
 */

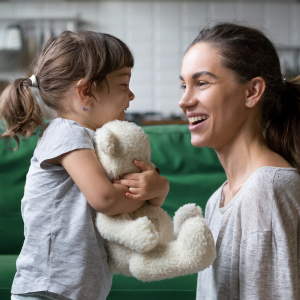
xmin=245 ymin=77 xmax=266 ymax=107
xmin=76 ymin=79 xmax=93 ymax=106
xmin=95 ymin=127 xmax=116 ymax=156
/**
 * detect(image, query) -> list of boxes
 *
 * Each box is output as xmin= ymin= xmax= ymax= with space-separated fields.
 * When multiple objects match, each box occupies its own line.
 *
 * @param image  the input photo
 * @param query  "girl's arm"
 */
xmin=56 ymin=148 xmax=146 ymax=216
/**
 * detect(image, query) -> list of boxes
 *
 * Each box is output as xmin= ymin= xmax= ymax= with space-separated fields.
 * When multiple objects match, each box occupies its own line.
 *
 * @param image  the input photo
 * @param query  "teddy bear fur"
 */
xmin=95 ymin=120 xmax=216 ymax=282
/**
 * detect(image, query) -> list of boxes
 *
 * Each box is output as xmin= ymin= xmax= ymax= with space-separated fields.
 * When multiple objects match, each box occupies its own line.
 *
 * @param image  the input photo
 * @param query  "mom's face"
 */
xmin=179 ymin=42 xmax=250 ymax=150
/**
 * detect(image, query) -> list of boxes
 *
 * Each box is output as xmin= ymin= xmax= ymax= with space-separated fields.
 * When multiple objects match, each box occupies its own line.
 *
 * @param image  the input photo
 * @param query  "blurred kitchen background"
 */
xmin=1 ymin=0 xmax=300 ymax=125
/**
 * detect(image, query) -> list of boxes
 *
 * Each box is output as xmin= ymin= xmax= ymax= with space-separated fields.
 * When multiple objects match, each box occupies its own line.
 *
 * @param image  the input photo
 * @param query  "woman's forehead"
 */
xmin=181 ymin=43 xmax=222 ymax=78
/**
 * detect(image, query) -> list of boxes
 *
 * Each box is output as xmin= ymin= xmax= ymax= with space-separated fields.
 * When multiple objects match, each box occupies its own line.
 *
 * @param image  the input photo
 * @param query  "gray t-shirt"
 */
xmin=11 ymin=118 xmax=112 ymax=300
xmin=197 ymin=166 xmax=300 ymax=300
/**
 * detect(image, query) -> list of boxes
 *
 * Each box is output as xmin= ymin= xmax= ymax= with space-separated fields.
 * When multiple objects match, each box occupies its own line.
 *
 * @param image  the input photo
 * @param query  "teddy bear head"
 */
xmin=95 ymin=120 xmax=154 ymax=180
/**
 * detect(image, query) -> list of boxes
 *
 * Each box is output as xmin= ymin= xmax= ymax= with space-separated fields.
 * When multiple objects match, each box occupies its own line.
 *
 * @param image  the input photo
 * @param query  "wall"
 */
xmin=0 ymin=1 xmax=300 ymax=116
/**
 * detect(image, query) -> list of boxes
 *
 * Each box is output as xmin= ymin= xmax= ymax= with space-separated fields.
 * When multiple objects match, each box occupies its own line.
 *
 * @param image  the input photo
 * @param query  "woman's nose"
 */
xmin=179 ymin=89 xmax=198 ymax=109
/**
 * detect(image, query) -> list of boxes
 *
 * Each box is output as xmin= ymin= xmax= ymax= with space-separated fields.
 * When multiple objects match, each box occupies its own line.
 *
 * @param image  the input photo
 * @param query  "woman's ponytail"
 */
xmin=264 ymin=76 xmax=300 ymax=173
xmin=0 ymin=77 xmax=45 ymax=150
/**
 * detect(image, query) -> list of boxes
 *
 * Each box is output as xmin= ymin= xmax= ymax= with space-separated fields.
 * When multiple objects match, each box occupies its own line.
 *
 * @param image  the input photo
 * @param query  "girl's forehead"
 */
xmin=108 ymin=67 xmax=132 ymax=79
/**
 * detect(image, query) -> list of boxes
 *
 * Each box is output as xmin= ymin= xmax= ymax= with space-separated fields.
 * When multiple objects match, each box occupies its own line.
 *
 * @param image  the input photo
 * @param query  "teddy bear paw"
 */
xmin=173 ymin=203 xmax=203 ymax=237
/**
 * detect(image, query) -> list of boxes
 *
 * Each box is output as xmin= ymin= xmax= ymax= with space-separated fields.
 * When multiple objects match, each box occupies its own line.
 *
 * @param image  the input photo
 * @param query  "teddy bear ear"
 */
xmin=96 ymin=127 xmax=116 ymax=156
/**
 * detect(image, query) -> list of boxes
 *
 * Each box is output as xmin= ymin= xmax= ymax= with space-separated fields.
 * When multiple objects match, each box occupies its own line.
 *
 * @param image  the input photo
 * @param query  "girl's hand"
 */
xmin=113 ymin=160 xmax=170 ymax=207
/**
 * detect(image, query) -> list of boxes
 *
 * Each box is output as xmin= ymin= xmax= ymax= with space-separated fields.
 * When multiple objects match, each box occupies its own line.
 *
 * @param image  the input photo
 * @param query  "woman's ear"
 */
xmin=245 ymin=77 xmax=266 ymax=108
xmin=76 ymin=79 xmax=93 ymax=106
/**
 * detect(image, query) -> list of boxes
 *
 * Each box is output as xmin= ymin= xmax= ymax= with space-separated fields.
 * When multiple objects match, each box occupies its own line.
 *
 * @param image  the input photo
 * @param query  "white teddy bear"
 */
xmin=95 ymin=120 xmax=216 ymax=282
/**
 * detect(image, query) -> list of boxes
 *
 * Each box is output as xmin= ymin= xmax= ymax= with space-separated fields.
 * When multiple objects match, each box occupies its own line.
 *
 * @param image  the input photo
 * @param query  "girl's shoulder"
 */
xmin=35 ymin=118 xmax=95 ymax=168
xmin=43 ymin=117 xmax=94 ymax=138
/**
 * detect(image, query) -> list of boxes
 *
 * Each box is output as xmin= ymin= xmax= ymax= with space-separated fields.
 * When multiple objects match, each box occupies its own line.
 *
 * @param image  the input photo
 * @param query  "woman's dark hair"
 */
xmin=190 ymin=22 xmax=300 ymax=173
xmin=0 ymin=30 xmax=134 ymax=149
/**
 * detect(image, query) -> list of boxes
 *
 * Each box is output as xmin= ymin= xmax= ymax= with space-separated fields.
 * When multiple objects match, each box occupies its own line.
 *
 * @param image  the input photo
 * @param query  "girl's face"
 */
xmin=179 ymin=42 xmax=250 ymax=151
xmin=91 ymin=67 xmax=135 ymax=128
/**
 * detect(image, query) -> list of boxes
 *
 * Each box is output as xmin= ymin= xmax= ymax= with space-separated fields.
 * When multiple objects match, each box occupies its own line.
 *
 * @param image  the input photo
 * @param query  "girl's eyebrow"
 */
xmin=117 ymin=73 xmax=131 ymax=77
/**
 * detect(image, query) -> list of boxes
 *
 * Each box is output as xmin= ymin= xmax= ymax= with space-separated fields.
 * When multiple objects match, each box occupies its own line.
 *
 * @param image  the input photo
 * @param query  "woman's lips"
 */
xmin=189 ymin=118 xmax=208 ymax=131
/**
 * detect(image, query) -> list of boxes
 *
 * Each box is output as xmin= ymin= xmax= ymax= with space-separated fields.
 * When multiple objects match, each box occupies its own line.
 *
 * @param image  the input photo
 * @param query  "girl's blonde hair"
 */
xmin=0 ymin=30 xmax=134 ymax=149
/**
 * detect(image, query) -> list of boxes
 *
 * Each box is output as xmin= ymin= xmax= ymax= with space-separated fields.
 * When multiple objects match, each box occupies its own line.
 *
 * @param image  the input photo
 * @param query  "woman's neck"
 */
xmin=216 ymin=130 xmax=291 ymax=203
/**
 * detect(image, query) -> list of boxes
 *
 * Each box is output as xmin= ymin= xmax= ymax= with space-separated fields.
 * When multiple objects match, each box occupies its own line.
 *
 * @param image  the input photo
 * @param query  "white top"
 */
xmin=196 ymin=166 xmax=300 ymax=300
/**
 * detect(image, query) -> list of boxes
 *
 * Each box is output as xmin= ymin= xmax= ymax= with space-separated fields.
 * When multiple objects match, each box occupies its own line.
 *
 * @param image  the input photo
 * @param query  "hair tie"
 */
xmin=29 ymin=75 xmax=39 ymax=88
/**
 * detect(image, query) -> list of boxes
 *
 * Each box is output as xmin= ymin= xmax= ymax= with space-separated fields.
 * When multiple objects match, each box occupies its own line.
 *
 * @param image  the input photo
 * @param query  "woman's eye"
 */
xmin=198 ymin=81 xmax=208 ymax=87
xmin=122 ymin=84 xmax=129 ymax=88
xmin=180 ymin=84 xmax=186 ymax=91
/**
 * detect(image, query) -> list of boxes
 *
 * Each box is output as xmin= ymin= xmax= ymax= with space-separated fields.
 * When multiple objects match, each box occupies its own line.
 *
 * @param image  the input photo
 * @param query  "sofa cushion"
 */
xmin=0 ymin=255 xmax=197 ymax=300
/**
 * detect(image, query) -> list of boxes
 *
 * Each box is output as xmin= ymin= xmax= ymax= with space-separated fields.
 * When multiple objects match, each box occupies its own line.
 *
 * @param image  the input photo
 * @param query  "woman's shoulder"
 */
xmin=238 ymin=167 xmax=300 ymax=236
xmin=245 ymin=166 xmax=300 ymax=197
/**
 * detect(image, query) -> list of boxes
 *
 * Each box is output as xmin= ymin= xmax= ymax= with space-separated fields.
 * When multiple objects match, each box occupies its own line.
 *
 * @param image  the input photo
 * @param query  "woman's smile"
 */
xmin=187 ymin=114 xmax=209 ymax=131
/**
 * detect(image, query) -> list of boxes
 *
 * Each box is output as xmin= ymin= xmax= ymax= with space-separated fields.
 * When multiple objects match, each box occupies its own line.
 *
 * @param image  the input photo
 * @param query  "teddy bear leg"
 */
xmin=96 ymin=213 xmax=159 ymax=253
xmin=107 ymin=242 xmax=133 ymax=277
xmin=129 ymin=216 xmax=216 ymax=282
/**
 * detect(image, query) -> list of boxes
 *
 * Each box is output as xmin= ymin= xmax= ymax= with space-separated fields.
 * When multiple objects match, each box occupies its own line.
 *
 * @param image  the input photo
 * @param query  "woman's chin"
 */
xmin=191 ymin=135 xmax=208 ymax=148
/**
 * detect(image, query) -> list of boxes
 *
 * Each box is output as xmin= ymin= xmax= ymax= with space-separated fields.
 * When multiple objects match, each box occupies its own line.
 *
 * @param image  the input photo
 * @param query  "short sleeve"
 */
xmin=239 ymin=231 xmax=298 ymax=299
xmin=34 ymin=118 xmax=95 ymax=168
xmin=239 ymin=168 xmax=300 ymax=300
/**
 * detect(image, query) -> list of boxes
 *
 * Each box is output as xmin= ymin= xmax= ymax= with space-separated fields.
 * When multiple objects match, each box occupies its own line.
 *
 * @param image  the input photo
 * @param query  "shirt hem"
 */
xmin=11 ymin=280 xmax=111 ymax=300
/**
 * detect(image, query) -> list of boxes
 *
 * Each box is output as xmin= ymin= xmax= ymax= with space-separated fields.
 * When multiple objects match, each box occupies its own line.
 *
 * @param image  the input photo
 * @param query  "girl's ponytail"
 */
xmin=1 ymin=30 xmax=134 ymax=151
xmin=264 ymin=76 xmax=300 ymax=173
xmin=0 ymin=77 xmax=45 ymax=150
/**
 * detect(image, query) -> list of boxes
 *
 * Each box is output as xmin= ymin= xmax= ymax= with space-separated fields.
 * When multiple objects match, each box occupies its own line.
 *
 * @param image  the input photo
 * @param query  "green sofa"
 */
xmin=0 ymin=123 xmax=226 ymax=300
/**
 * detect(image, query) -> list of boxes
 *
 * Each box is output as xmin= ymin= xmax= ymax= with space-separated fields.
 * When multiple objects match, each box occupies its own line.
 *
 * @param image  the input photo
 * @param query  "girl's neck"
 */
xmin=58 ymin=113 xmax=97 ymax=131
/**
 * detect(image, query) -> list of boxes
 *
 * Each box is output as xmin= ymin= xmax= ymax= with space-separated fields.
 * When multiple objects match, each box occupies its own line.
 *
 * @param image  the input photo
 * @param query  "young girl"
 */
xmin=0 ymin=30 xmax=169 ymax=300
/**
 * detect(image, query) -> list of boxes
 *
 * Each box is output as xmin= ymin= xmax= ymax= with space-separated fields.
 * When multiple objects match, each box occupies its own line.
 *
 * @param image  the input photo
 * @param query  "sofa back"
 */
xmin=0 ymin=123 xmax=226 ymax=254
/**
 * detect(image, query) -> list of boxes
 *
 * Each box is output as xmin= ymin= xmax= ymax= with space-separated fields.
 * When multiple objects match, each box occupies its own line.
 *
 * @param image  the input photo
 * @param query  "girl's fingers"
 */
xmin=122 ymin=173 xmax=141 ymax=180
xmin=127 ymin=187 xmax=141 ymax=194
xmin=113 ymin=179 xmax=139 ymax=188
xmin=125 ymin=192 xmax=144 ymax=200
xmin=133 ymin=160 xmax=154 ymax=171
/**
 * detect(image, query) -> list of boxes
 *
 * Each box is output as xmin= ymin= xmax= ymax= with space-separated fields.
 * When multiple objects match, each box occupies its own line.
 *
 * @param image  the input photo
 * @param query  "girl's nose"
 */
xmin=129 ymin=89 xmax=135 ymax=101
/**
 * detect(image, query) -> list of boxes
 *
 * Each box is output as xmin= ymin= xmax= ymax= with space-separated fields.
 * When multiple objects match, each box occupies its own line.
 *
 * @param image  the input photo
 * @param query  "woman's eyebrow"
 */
xmin=179 ymin=71 xmax=217 ymax=81
xmin=192 ymin=71 xmax=217 ymax=79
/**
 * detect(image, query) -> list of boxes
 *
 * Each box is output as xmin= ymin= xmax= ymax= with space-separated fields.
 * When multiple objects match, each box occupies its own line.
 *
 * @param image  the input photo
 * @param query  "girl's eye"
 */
xmin=180 ymin=84 xmax=186 ymax=91
xmin=122 ymin=84 xmax=129 ymax=87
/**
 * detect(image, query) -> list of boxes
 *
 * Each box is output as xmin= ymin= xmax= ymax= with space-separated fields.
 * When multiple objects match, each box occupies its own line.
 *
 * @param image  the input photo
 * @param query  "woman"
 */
xmin=179 ymin=23 xmax=300 ymax=299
